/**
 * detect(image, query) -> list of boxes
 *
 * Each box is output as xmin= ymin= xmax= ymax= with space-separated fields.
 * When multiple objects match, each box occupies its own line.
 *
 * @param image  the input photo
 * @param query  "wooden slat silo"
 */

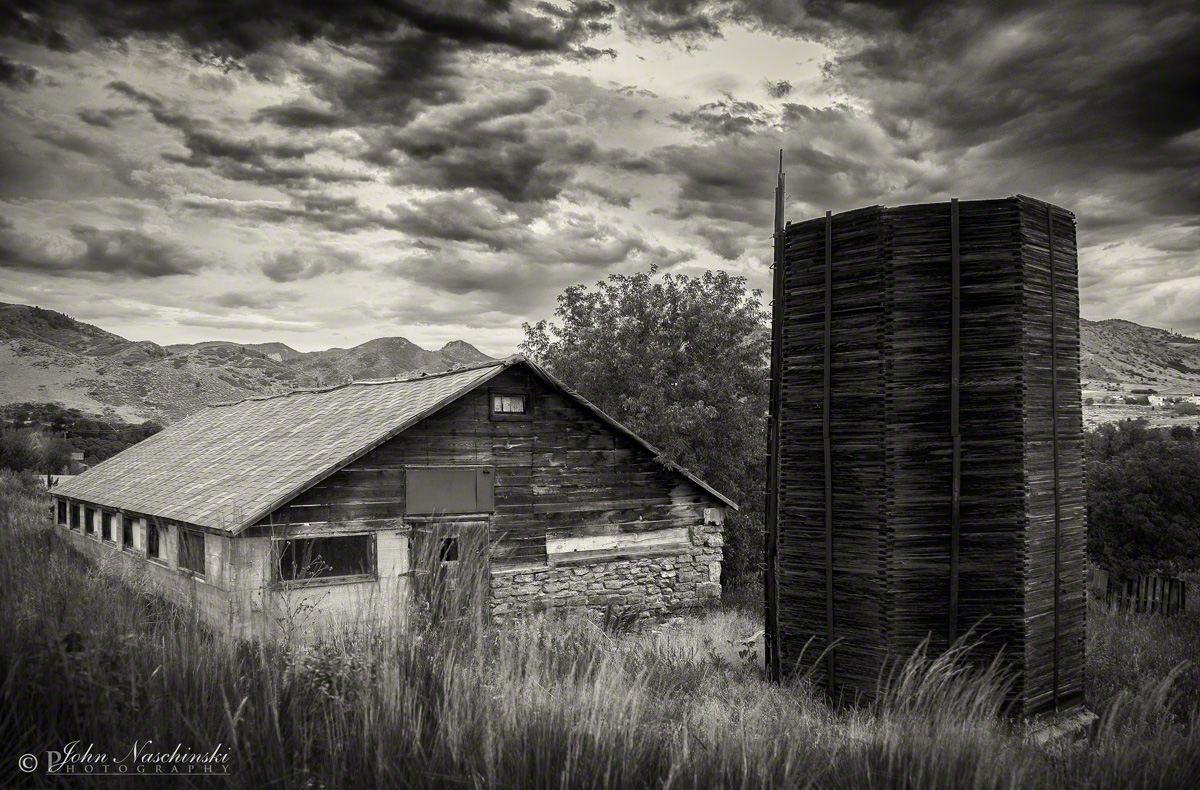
xmin=764 ymin=194 xmax=1086 ymax=716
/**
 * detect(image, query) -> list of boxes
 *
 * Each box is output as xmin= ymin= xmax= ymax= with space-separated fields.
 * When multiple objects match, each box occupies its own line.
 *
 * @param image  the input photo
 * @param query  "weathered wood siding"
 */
xmin=771 ymin=196 xmax=1086 ymax=717
xmin=251 ymin=366 xmax=721 ymax=570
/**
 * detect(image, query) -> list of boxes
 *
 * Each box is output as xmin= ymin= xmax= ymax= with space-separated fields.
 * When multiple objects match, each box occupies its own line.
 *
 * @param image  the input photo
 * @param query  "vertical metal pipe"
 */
xmin=949 ymin=198 xmax=961 ymax=645
xmin=1049 ymin=204 xmax=1061 ymax=709
xmin=765 ymin=151 xmax=785 ymax=681
xmin=823 ymin=209 xmax=835 ymax=693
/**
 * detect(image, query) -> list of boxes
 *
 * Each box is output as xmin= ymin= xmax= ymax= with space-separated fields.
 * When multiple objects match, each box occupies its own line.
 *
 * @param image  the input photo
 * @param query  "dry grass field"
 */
xmin=2 ymin=470 xmax=1198 ymax=789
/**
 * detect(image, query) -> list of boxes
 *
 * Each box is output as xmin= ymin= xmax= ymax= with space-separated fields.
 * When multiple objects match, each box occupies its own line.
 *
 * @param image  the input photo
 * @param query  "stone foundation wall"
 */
xmin=490 ymin=522 xmax=724 ymax=618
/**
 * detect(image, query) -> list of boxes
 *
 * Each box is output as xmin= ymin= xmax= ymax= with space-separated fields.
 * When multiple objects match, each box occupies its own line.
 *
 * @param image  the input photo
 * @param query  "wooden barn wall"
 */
xmin=250 ymin=367 xmax=716 ymax=568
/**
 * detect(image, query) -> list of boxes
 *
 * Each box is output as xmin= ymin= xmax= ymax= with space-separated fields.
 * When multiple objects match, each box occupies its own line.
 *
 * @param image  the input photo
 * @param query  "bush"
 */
xmin=1086 ymin=421 xmax=1200 ymax=576
xmin=1173 ymin=401 xmax=1200 ymax=417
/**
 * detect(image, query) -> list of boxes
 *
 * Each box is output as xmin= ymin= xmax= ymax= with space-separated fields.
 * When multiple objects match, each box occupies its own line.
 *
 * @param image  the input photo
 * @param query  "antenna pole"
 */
xmin=765 ymin=150 xmax=785 ymax=681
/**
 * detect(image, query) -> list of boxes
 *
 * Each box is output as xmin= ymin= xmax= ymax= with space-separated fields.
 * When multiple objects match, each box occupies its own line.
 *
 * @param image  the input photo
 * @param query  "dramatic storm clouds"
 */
xmin=1 ymin=1 xmax=1198 ymax=351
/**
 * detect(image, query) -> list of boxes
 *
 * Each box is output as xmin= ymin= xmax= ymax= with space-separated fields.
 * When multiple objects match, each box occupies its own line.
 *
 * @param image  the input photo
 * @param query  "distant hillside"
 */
xmin=291 ymin=337 xmax=494 ymax=385
xmin=0 ymin=303 xmax=494 ymax=423
xmin=1081 ymin=318 xmax=1200 ymax=391
xmin=166 ymin=340 xmax=305 ymax=362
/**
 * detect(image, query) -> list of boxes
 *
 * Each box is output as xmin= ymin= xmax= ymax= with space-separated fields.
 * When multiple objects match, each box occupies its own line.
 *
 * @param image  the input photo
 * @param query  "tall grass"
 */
xmin=2 ymin=470 xmax=1198 ymax=788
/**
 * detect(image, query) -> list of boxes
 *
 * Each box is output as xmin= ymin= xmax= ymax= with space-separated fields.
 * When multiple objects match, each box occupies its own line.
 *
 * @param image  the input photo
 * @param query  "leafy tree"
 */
xmin=0 ymin=428 xmax=76 ymax=474
xmin=1086 ymin=420 xmax=1200 ymax=577
xmin=1085 ymin=418 xmax=1155 ymax=464
xmin=39 ymin=435 xmax=74 ymax=474
xmin=0 ymin=429 xmax=39 ymax=472
xmin=522 ymin=266 xmax=769 ymax=586
xmin=1 ymin=402 xmax=161 ymax=465
xmin=1170 ymin=425 xmax=1195 ymax=441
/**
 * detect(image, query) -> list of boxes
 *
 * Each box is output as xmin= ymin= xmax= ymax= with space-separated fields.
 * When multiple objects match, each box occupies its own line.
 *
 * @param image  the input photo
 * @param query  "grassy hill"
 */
xmin=0 ymin=303 xmax=493 ymax=423
xmin=1081 ymin=318 xmax=1200 ymax=390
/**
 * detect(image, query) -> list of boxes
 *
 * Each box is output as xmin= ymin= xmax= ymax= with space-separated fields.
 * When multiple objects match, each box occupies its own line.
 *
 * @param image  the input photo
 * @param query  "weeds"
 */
xmin=2 ymin=471 xmax=1199 ymax=788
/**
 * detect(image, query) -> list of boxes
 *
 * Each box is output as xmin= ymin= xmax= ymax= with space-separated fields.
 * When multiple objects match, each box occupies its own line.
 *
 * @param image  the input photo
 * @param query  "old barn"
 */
xmin=51 ymin=356 xmax=731 ymax=637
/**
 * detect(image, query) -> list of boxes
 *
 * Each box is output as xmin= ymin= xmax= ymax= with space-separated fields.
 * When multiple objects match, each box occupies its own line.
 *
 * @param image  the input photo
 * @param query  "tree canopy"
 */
xmin=522 ymin=266 xmax=769 ymax=585
xmin=1086 ymin=420 xmax=1200 ymax=578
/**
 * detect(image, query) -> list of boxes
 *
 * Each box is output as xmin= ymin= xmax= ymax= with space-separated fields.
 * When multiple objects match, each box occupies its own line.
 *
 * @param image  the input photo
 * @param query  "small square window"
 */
xmin=489 ymin=389 xmax=531 ymax=420
xmin=439 ymin=537 xmax=459 ymax=563
xmin=492 ymin=394 xmax=526 ymax=413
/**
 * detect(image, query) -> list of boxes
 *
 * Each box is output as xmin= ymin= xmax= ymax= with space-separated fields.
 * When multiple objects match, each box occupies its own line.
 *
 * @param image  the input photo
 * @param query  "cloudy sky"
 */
xmin=1 ymin=1 xmax=1198 ymax=355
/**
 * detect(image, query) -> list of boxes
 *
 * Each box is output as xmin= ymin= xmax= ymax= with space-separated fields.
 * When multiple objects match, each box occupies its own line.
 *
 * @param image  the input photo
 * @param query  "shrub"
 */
xmin=1172 ymin=401 xmax=1200 ymax=417
xmin=1086 ymin=421 xmax=1200 ymax=576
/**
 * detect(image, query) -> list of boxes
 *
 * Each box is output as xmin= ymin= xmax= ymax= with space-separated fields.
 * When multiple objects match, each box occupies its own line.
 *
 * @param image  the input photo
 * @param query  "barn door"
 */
xmin=411 ymin=520 xmax=490 ymax=628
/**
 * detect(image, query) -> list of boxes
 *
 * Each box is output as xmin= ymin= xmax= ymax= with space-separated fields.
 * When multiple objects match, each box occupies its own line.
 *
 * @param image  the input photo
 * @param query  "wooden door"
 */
xmin=410 ymin=519 xmax=491 ymax=627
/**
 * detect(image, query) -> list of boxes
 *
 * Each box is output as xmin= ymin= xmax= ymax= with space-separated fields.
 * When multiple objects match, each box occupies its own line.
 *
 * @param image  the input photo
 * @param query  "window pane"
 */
xmin=122 ymin=519 xmax=133 ymax=548
xmin=179 ymin=530 xmax=205 ymax=575
xmin=278 ymin=535 xmax=374 ymax=581
xmin=71 ymin=505 xmax=80 ymax=530
xmin=85 ymin=509 xmax=95 ymax=534
xmin=147 ymin=524 xmax=160 ymax=558
xmin=102 ymin=512 xmax=112 ymax=541
xmin=57 ymin=501 xmax=66 ymax=524
xmin=492 ymin=393 xmax=527 ymax=414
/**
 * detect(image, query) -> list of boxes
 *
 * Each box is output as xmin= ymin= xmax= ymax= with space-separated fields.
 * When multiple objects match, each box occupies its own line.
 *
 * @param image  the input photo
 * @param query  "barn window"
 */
xmin=489 ymin=389 xmax=532 ymax=421
xmin=146 ymin=523 xmax=163 ymax=560
xmin=122 ymin=518 xmax=134 ymax=549
xmin=57 ymin=500 xmax=67 ymax=525
xmin=101 ymin=512 xmax=113 ymax=542
xmin=84 ymin=508 xmax=95 ymax=536
xmin=405 ymin=467 xmax=494 ymax=515
xmin=70 ymin=504 xmax=80 ymax=530
xmin=439 ymin=537 xmax=459 ymax=563
xmin=178 ymin=530 xmax=205 ymax=576
xmin=276 ymin=535 xmax=375 ymax=583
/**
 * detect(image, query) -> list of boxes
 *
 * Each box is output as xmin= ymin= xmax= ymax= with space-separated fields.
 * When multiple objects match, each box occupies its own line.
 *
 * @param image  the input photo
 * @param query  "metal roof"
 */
xmin=54 ymin=356 xmax=736 ymax=533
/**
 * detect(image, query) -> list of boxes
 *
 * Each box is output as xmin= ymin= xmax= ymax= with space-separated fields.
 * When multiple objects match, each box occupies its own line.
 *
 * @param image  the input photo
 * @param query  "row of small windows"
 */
xmin=55 ymin=499 xmax=380 ymax=586
xmin=55 ymin=499 xmax=201 ymax=576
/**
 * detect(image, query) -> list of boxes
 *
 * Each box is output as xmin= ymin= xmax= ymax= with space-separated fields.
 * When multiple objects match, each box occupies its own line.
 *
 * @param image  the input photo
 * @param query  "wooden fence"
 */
xmin=1091 ymin=569 xmax=1187 ymax=615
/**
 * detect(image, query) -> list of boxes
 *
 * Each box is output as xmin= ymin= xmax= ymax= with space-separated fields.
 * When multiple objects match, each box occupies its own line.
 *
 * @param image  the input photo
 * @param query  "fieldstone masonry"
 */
xmin=490 ymin=522 xmax=724 ymax=618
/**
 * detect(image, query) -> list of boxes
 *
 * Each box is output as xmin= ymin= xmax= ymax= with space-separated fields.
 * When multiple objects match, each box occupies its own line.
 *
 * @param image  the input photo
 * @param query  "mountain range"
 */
xmin=2 ymin=301 xmax=1198 ymax=425
xmin=0 ymin=303 xmax=494 ymax=423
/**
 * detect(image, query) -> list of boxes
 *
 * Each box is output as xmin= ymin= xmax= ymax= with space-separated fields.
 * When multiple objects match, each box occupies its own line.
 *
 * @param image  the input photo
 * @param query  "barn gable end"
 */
xmin=251 ymin=363 xmax=728 ymax=618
